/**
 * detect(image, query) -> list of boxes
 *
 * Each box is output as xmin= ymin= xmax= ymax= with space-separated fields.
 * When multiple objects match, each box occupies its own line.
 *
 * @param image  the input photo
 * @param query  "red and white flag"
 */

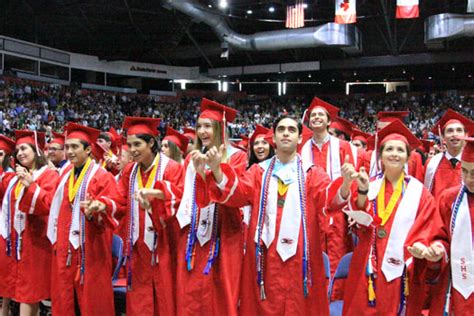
xmin=396 ymin=0 xmax=419 ymax=19
xmin=335 ymin=0 xmax=356 ymax=24
xmin=286 ymin=0 xmax=305 ymax=29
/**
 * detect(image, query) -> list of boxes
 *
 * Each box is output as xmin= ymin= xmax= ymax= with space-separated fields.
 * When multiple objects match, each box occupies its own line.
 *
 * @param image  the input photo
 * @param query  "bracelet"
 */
xmin=357 ymin=188 xmax=369 ymax=195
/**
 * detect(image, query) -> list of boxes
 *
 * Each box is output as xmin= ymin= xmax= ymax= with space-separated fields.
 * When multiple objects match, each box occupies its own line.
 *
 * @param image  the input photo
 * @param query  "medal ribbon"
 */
xmin=377 ymin=172 xmax=405 ymax=226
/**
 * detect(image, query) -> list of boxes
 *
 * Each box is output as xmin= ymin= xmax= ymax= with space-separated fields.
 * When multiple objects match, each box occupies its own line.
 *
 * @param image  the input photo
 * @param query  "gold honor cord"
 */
xmin=377 ymin=172 xmax=405 ymax=226
xmin=68 ymin=158 xmax=92 ymax=203
xmin=137 ymin=155 xmax=160 ymax=190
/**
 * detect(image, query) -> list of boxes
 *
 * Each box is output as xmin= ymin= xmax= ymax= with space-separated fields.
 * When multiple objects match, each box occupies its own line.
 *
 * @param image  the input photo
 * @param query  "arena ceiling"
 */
xmin=1 ymin=0 xmax=473 ymax=73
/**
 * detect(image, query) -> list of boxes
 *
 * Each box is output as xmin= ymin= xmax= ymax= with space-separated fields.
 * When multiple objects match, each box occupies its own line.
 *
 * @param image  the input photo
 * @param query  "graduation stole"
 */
xmin=377 ymin=172 xmax=405 ymax=226
xmin=68 ymin=158 xmax=92 ymax=203
xmin=255 ymin=155 xmax=311 ymax=300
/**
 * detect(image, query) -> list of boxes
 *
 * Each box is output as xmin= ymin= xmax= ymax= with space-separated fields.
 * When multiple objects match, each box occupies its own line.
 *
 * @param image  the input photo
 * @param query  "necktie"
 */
xmin=450 ymin=158 xmax=459 ymax=169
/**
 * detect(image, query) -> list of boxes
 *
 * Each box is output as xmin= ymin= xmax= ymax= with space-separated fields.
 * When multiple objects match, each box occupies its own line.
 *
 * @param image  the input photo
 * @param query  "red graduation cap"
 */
xmin=0 ymin=135 xmax=16 ymax=155
xmin=199 ymin=98 xmax=238 ymax=123
xmin=351 ymin=129 xmax=371 ymax=143
xmin=250 ymin=125 xmax=271 ymax=145
xmin=235 ymin=135 xmax=249 ymax=152
xmin=430 ymin=108 xmax=474 ymax=135
xmin=107 ymin=127 xmax=121 ymax=154
xmin=296 ymin=125 xmax=314 ymax=152
xmin=263 ymin=129 xmax=276 ymax=148
xmin=122 ymin=116 xmax=161 ymax=137
xmin=460 ymin=136 xmax=474 ymax=163
xmin=369 ymin=119 xmax=421 ymax=151
xmin=183 ymin=127 xmax=196 ymax=140
xmin=65 ymin=122 xmax=101 ymax=146
xmin=420 ymin=139 xmax=434 ymax=153
xmin=50 ymin=132 xmax=65 ymax=146
xmin=330 ymin=117 xmax=356 ymax=137
xmin=304 ymin=97 xmax=340 ymax=122
xmin=377 ymin=111 xmax=410 ymax=123
xmin=15 ymin=130 xmax=46 ymax=151
xmin=121 ymin=136 xmax=129 ymax=152
xmin=164 ymin=127 xmax=189 ymax=154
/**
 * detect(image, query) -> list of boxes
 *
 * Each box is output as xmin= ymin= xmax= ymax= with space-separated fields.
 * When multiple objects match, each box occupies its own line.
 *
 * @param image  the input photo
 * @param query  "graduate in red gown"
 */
xmin=0 ymin=135 xmax=15 ymax=316
xmin=299 ymin=97 xmax=360 ymax=275
xmin=342 ymin=120 xmax=436 ymax=315
xmin=0 ymin=131 xmax=58 ymax=315
xmin=161 ymin=127 xmax=188 ymax=164
xmin=174 ymin=98 xmax=247 ymax=315
xmin=99 ymin=116 xmax=184 ymax=316
xmin=423 ymin=109 xmax=473 ymax=198
xmin=424 ymin=137 xmax=474 ymax=315
xmin=205 ymin=116 xmax=355 ymax=315
xmin=46 ymin=123 xmax=118 ymax=316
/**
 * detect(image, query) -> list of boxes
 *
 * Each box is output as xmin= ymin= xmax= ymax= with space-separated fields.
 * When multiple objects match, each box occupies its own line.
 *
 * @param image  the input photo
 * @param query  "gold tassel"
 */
xmin=368 ymin=276 xmax=376 ymax=302
xmin=404 ymin=274 xmax=409 ymax=297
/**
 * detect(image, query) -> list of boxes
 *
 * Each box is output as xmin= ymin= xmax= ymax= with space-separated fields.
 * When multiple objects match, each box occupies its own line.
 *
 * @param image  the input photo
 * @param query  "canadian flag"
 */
xmin=396 ymin=0 xmax=419 ymax=19
xmin=335 ymin=0 xmax=356 ymax=24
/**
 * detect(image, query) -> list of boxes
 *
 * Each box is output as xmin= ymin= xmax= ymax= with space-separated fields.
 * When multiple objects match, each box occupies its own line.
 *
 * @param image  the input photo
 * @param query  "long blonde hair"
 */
xmin=194 ymin=118 xmax=228 ymax=162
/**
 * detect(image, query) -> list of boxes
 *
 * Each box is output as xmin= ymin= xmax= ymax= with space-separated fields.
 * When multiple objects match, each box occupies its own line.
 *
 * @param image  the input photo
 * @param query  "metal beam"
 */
xmin=380 ymin=0 xmax=395 ymax=54
xmin=184 ymin=28 xmax=214 ymax=68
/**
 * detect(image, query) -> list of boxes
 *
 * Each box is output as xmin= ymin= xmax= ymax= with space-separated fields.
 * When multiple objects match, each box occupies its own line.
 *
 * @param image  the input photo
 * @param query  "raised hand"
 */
xmin=190 ymin=149 xmax=206 ymax=178
xmin=15 ymin=164 xmax=33 ymax=188
xmin=80 ymin=193 xmax=106 ymax=218
xmin=356 ymin=166 xmax=369 ymax=191
xmin=341 ymin=155 xmax=358 ymax=183
xmin=206 ymin=144 xmax=225 ymax=173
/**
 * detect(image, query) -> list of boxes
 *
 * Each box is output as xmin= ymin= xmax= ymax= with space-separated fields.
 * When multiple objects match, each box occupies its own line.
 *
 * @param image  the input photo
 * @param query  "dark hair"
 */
xmin=1 ymin=153 xmax=12 ymax=170
xmin=332 ymin=129 xmax=350 ymax=141
xmin=273 ymin=115 xmax=303 ymax=135
xmin=98 ymin=132 xmax=111 ymax=142
xmin=247 ymin=144 xmax=275 ymax=169
xmin=15 ymin=144 xmax=47 ymax=170
xmin=135 ymin=134 xmax=159 ymax=154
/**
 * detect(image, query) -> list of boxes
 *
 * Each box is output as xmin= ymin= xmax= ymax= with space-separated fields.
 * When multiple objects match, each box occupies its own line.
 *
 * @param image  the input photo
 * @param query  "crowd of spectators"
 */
xmin=0 ymin=76 xmax=472 ymax=141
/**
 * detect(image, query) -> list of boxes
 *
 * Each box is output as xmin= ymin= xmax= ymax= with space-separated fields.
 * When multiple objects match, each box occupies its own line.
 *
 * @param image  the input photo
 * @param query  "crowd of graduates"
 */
xmin=0 ymin=82 xmax=473 ymax=316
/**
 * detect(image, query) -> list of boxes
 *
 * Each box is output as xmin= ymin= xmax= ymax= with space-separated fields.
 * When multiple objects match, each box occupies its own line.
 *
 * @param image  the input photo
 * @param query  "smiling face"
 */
xmin=16 ymin=143 xmax=36 ymax=169
xmin=380 ymin=140 xmax=409 ymax=173
xmin=443 ymin=122 xmax=466 ymax=154
xmin=252 ymin=136 xmax=271 ymax=162
xmin=309 ymin=107 xmax=330 ymax=132
xmin=196 ymin=118 xmax=221 ymax=149
xmin=126 ymin=134 xmax=155 ymax=165
xmin=65 ymin=139 xmax=91 ymax=167
xmin=273 ymin=118 xmax=301 ymax=154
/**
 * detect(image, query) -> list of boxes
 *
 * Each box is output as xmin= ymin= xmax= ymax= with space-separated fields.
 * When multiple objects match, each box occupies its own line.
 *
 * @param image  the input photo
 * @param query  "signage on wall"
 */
xmin=130 ymin=66 xmax=167 ymax=75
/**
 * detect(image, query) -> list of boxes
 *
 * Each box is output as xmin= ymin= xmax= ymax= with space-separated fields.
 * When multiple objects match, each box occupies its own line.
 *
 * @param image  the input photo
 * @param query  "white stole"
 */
xmin=301 ymin=135 xmax=341 ymax=180
xmin=423 ymin=153 xmax=444 ymax=192
xmin=47 ymin=163 xmax=100 ymax=248
xmin=130 ymin=154 xmax=169 ymax=251
xmin=367 ymin=175 xmax=423 ymax=281
xmin=450 ymin=189 xmax=474 ymax=299
xmin=255 ymin=157 xmax=303 ymax=262
xmin=14 ymin=165 xmax=48 ymax=235
xmin=176 ymin=159 xmax=216 ymax=247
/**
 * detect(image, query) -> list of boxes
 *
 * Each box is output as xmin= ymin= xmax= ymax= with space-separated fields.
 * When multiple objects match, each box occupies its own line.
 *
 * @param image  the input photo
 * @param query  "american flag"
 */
xmin=286 ymin=0 xmax=305 ymax=29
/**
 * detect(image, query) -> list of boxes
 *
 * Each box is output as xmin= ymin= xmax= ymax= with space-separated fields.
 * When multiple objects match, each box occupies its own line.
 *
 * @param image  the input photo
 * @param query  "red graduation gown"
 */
xmin=1 ymin=167 xmax=58 ymax=303
xmin=0 ymin=171 xmax=15 ymax=299
xmin=429 ymin=185 xmax=474 ymax=316
xmin=424 ymin=155 xmax=462 ymax=199
xmin=301 ymin=138 xmax=359 ymax=275
xmin=175 ymin=150 xmax=247 ymax=316
xmin=104 ymin=156 xmax=184 ymax=316
xmin=49 ymin=164 xmax=118 ymax=316
xmin=342 ymin=177 xmax=436 ymax=316
xmin=208 ymin=161 xmax=344 ymax=315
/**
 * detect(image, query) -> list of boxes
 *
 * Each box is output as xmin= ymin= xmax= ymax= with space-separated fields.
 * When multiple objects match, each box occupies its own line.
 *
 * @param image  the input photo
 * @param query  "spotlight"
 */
xmin=219 ymin=0 xmax=228 ymax=9
xmin=247 ymin=9 xmax=253 ymax=14
xmin=269 ymin=6 xmax=275 ymax=13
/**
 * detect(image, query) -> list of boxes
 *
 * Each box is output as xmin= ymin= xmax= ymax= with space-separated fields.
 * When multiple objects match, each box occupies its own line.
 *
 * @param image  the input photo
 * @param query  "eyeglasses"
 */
xmin=48 ymin=147 xmax=64 ymax=152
